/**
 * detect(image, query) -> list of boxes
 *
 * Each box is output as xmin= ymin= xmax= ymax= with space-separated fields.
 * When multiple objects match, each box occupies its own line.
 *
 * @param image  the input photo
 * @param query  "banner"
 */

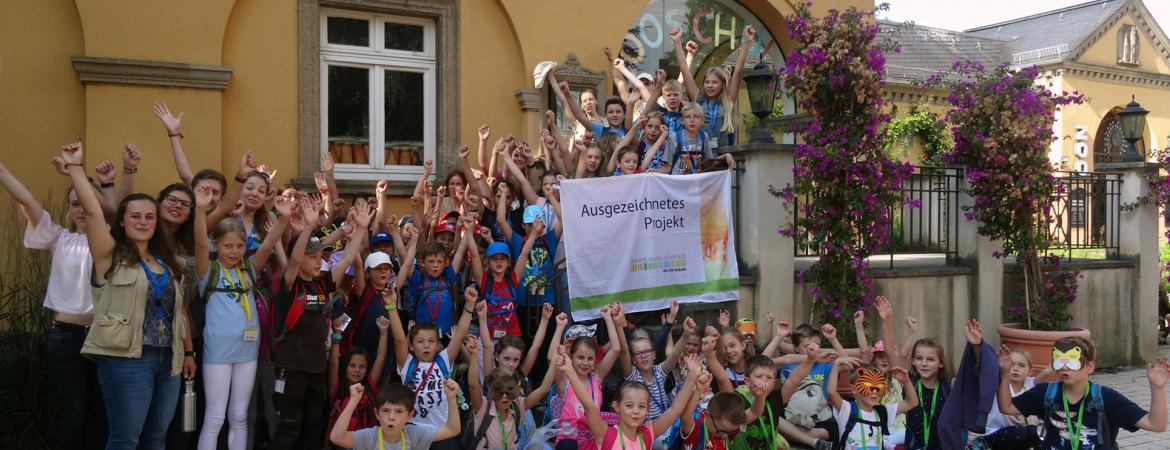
xmin=562 ymin=171 xmax=739 ymax=320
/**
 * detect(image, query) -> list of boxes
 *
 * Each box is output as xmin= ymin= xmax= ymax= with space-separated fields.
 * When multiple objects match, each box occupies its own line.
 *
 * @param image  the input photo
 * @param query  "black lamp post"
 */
xmin=1118 ymin=95 xmax=1149 ymax=163
xmin=742 ymin=62 xmax=778 ymax=144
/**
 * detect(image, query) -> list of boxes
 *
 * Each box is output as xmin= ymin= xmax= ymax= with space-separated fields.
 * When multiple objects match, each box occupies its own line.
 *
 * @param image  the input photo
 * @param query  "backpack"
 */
xmin=783 ymin=375 xmax=833 ymax=430
xmin=193 ymin=259 xmax=257 ymax=333
xmin=404 ymin=270 xmax=456 ymax=326
xmin=1041 ymin=382 xmax=1110 ymax=448
xmin=601 ymin=424 xmax=654 ymax=450
xmin=463 ymin=401 xmax=523 ymax=449
xmin=272 ymin=277 xmax=330 ymax=350
xmin=403 ymin=355 xmax=451 ymax=392
xmin=835 ymin=402 xmax=889 ymax=450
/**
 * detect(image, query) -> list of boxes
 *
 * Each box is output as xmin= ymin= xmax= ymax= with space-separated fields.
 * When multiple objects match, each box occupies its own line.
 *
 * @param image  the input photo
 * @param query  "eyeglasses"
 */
xmin=164 ymin=195 xmax=193 ymax=209
xmin=633 ymin=350 xmax=655 ymax=358
xmin=709 ymin=418 xmax=740 ymax=438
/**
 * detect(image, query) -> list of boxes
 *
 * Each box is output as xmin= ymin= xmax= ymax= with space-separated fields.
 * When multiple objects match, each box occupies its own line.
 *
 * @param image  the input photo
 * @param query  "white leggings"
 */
xmin=198 ymin=360 xmax=257 ymax=450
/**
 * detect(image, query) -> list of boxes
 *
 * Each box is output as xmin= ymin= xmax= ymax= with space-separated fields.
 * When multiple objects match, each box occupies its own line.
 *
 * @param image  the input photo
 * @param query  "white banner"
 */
xmin=562 ymin=171 xmax=739 ymax=320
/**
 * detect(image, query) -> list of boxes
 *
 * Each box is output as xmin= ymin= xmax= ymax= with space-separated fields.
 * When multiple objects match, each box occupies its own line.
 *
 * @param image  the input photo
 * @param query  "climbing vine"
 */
xmin=884 ymin=104 xmax=952 ymax=165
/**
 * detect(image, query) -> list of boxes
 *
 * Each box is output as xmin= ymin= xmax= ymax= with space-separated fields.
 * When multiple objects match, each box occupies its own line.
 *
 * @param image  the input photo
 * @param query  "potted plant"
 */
xmin=935 ymin=62 xmax=1086 ymax=373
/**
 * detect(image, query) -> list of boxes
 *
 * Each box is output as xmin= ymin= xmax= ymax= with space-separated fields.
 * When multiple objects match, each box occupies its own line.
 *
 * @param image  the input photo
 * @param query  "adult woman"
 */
xmin=0 ymin=160 xmax=104 ymax=450
xmin=238 ymin=170 xmax=272 ymax=253
xmin=64 ymin=142 xmax=196 ymax=450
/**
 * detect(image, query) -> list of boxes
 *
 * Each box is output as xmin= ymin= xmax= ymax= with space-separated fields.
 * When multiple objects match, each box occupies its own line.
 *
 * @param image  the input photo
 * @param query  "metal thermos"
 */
xmin=182 ymin=379 xmax=197 ymax=432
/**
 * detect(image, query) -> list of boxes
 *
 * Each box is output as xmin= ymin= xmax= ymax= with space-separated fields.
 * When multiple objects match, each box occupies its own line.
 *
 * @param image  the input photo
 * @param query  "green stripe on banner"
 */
xmin=571 ymin=278 xmax=741 ymax=311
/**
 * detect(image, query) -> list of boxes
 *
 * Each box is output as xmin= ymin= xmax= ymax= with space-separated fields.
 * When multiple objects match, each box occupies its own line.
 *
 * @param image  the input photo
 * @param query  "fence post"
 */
xmin=1099 ymin=162 xmax=1160 ymax=363
xmin=955 ymin=166 xmax=1006 ymax=339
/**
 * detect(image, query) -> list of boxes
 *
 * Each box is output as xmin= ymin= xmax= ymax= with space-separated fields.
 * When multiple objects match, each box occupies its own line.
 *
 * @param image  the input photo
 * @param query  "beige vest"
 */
xmin=82 ymin=260 xmax=187 ymax=376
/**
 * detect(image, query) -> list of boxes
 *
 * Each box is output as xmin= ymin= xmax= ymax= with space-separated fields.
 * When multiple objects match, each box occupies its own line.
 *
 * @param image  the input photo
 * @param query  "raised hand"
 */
xmin=61 ymin=142 xmax=83 ymax=165
xmin=602 ymin=46 xmax=614 ymax=62
xmin=890 ymin=366 xmax=911 ymax=384
xmin=776 ymin=320 xmax=791 ymax=338
xmin=854 ymin=310 xmax=866 ymax=326
xmin=965 ymin=319 xmax=983 ymax=346
xmin=50 ymin=157 xmax=69 ymax=176
xmin=668 ymin=300 xmax=680 ymax=323
xmin=466 ymin=335 xmax=480 ymax=356
xmin=669 ymin=28 xmax=683 ymax=42
xmin=123 ymin=143 xmax=141 ymax=170
xmin=683 ymin=316 xmax=697 ymax=334
xmin=443 ymin=378 xmax=459 ymax=396
xmin=153 ymin=103 xmax=183 ymax=135
xmin=475 ymin=300 xmax=487 ymax=318
xmin=685 ymin=40 xmax=699 ymax=54
xmin=555 ymin=345 xmax=572 ymax=372
xmin=458 ymin=145 xmax=470 ymax=160
xmin=381 ymin=287 xmax=398 ymax=307
xmin=998 ymin=344 xmax=1014 ymax=372
xmin=906 ymin=316 xmax=919 ymax=333
xmin=376 ymin=316 xmax=390 ymax=332
xmin=556 ymin=312 xmax=569 ymax=327
xmin=612 ymin=58 xmax=625 ymax=70
xmin=349 ymin=383 xmax=365 ymax=399
xmin=195 ymin=184 xmax=216 ymax=209
xmin=322 ymin=152 xmax=335 ymax=173
xmin=464 ymin=284 xmax=479 ymax=306
xmin=1148 ymin=356 xmax=1170 ymax=388
xmin=684 ymin=353 xmax=702 ymax=373
xmin=314 ymin=172 xmax=328 ymax=192
xmin=240 ymin=150 xmax=258 ymax=175
xmin=94 ymin=161 xmax=117 ymax=185
xmin=874 ymin=295 xmax=892 ymax=320
xmin=545 ymin=110 xmax=557 ymax=128
xmin=298 ymin=197 xmax=319 ymax=228
xmin=697 ymin=371 xmax=713 ymax=392
xmin=701 ymin=335 xmax=717 ymax=354
xmin=352 ymin=204 xmax=374 ymax=230
xmin=423 ymin=159 xmax=434 ymax=173
xmin=540 ymin=129 xmax=556 ymax=149
xmin=717 ymin=309 xmax=731 ymax=329
xmin=478 ymin=124 xmax=491 ymax=141
xmin=542 ymin=303 xmax=554 ymax=320
xmin=743 ymin=25 xmax=757 ymax=42
xmin=821 ymin=324 xmax=838 ymax=341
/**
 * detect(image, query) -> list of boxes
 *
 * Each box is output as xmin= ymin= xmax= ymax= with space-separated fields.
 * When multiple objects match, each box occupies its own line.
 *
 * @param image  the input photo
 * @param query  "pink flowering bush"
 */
xmin=935 ymin=62 xmax=1083 ymax=331
xmin=773 ymin=2 xmax=913 ymax=339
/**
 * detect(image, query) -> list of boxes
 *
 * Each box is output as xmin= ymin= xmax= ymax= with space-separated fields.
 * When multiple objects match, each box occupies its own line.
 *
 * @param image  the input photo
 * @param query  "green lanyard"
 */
xmin=616 ymin=424 xmax=644 ymax=450
xmin=496 ymin=408 xmax=509 ymax=450
xmin=916 ymin=380 xmax=940 ymax=445
xmin=376 ymin=427 xmax=406 ymax=450
xmin=1062 ymin=384 xmax=1089 ymax=450
xmin=856 ymin=404 xmax=882 ymax=449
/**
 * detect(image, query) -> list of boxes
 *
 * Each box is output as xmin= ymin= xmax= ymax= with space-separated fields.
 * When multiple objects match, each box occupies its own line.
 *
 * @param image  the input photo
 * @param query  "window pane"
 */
xmin=327 ymin=66 xmax=369 ymax=165
xmin=327 ymin=17 xmax=369 ymax=46
xmin=384 ymin=70 xmax=424 ymax=166
xmin=384 ymin=22 xmax=424 ymax=52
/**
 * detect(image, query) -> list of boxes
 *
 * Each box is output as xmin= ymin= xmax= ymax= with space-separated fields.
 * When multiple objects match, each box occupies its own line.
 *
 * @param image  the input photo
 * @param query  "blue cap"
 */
xmin=486 ymin=242 xmax=511 ymax=258
xmin=523 ymin=205 xmax=544 ymax=224
xmin=370 ymin=232 xmax=393 ymax=246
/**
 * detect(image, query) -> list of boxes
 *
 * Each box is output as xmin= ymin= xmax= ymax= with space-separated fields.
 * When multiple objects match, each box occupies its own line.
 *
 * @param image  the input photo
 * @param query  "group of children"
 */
xmin=6 ymin=24 xmax=1170 ymax=450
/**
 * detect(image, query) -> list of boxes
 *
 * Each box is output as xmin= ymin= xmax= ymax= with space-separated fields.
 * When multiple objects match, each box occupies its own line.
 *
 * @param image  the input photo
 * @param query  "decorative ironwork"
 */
xmin=1047 ymin=172 xmax=1121 ymax=259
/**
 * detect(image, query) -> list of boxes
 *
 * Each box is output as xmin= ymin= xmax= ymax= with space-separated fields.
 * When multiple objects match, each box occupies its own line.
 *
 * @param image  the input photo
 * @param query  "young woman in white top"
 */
xmin=0 ymin=159 xmax=102 ymax=450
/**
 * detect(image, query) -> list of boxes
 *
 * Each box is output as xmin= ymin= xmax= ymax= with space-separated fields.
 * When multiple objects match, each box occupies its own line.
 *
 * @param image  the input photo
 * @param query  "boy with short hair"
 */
xmin=995 ymin=336 xmax=1169 ymax=449
xmin=778 ymin=324 xmax=849 ymax=441
xmin=328 ymin=382 xmax=462 ymax=450
xmin=399 ymin=216 xmax=476 ymax=336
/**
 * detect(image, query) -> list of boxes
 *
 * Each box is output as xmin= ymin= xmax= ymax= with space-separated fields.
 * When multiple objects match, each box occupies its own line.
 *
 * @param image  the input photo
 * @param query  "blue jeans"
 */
xmin=46 ymin=321 xmax=105 ymax=450
xmin=97 ymin=346 xmax=181 ymax=450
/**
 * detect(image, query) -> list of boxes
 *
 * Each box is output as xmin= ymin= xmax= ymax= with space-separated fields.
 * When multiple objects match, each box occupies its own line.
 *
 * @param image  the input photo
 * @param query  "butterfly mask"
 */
xmin=1052 ymin=347 xmax=1084 ymax=371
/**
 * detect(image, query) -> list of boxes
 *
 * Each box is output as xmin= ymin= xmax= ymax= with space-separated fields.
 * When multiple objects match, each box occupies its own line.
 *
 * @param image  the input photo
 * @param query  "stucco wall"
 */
xmin=1059 ymin=75 xmax=1170 ymax=167
xmin=1078 ymin=15 xmax=1170 ymax=75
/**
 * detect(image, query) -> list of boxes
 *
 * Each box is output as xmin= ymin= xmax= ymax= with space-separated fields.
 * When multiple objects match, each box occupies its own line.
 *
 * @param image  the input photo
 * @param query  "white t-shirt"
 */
xmin=24 ymin=211 xmax=93 ymax=314
xmin=397 ymin=349 xmax=453 ymax=428
xmin=833 ymin=402 xmax=898 ymax=450
xmin=985 ymin=376 xmax=1036 ymax=433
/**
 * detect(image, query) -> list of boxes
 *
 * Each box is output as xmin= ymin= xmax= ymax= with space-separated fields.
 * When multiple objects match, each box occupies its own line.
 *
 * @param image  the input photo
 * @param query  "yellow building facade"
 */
xmin=0 ymin=0 xmax=869 ymax=215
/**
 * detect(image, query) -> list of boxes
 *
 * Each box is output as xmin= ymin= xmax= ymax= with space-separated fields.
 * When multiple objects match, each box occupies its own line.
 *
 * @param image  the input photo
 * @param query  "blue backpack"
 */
xmin=1041 ymin=382 xmax=1110 ymax=448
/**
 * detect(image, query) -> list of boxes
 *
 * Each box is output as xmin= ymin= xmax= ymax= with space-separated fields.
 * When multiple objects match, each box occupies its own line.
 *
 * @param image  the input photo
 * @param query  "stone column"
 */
xmin=722 ymin=143 xmax=795 ymax=325
xmin=515 ymin=89 xmax=543 ymax=158
xmin=954 ymin=167 xmax=1007 ymax=339
xmin=1100 ymin=162 xmax=1160 ymax=363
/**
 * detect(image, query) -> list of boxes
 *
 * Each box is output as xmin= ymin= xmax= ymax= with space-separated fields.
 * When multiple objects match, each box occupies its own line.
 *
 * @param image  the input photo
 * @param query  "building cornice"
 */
xmin=1056 ymin=60 xmax=1170 ymax=88
xmin=71 ymin=56 xmax=232 ymax=90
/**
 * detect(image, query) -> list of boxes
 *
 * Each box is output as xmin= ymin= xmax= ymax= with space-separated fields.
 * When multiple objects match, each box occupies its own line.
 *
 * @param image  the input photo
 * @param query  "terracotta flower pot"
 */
xmin=998 ymin=323 xmax=1091 ymax=375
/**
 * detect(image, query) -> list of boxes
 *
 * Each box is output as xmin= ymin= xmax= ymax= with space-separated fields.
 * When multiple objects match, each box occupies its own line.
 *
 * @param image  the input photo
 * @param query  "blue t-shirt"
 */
xmin=407 ymin=266 xmax=459 ymax=335
xmin=780 ymin=362 xmax=834 ymax=397
xmin=1012 ymin=382 xmax=1146 ymax=450
xmin=591 ymin=121 xmax=626 ymax=139
xmin=347 ymin=284 xmax=396 ymax=382
xmin=200 ymin=265 xmax=261 ymax=364
xmin=506 ymin=228 xmax=559 ymax=306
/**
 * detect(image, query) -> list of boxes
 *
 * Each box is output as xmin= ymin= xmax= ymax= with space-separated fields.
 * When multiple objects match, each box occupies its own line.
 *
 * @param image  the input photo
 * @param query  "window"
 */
xmin=1070 ymin=187 xmax=1086 ymax=228
xmin=320 ymin=10 xmax=435 ymax=180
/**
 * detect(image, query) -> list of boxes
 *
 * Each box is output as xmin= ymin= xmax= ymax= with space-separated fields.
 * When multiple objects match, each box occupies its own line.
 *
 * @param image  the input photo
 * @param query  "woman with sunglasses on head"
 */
xmin=62 ymin=142 xmax=195 ymax=450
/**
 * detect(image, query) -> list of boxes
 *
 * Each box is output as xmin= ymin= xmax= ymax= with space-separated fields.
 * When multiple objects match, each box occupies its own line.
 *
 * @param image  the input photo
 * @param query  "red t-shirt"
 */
xmin=681 ymin=411 xmax=729 ymax=450
xmin=481 ymin=273 xmax=522 ymax=338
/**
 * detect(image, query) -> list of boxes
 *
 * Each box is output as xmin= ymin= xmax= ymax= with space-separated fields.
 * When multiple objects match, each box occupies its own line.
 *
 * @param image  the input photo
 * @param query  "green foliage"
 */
xmin=884 ymin=105 xmax=952 ymax=165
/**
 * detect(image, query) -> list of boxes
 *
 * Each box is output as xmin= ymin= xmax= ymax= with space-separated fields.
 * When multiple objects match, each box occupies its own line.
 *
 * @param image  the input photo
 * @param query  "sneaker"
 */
xmin=814 ymin=439 xmax=832 ymax=450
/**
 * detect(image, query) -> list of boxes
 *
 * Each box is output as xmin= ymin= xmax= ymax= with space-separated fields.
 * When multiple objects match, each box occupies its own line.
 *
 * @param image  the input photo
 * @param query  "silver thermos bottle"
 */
xmin=182 ymin=378 xmax=197 ymax=432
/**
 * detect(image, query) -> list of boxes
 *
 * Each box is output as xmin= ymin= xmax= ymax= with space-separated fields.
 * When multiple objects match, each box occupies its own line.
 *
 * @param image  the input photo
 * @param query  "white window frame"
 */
xmin=320 ymin=9 xmax=436 ymax=181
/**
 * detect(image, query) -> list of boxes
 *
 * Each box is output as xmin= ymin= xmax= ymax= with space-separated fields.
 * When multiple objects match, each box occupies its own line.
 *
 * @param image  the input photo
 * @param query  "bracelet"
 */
xmin=123 ymin=167 xmax=138 ymax=175
xmin=384 ymin=303 xmax=397 ymax=311
xmin=184 ymin=350 xmax=196 ymax=358
xmin=331 ymin=333 xmax=343 ymax=342
xmin=464 ymin=307 xmax=474 ymax=315
xmin=169 ymin=132 xmax=184 ymax=138
xmin=99 ymin=182 xmax=115 ymax=188
xmin=234 ymin=174 xmax=248 ymax=183
xmin=65 ymin=163 xmax=83 ymax=167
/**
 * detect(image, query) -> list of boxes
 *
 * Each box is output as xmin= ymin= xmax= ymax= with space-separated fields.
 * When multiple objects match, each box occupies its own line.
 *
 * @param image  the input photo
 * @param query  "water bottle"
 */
xmin=182 ymin=378 xmax=197 ymax=432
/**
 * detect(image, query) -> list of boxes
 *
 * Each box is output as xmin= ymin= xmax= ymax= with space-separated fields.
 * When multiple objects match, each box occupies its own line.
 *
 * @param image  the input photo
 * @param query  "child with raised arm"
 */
xmin=466 ymin=335 xmax=557 ymax=450
xmin=826 ymin=354 xmax=919 ymax=450
xmin=671 ymin=26 xmax=755 ymax=146
xmin=992 ymin=337 xmax=1168 ymax=449
xmin=328 ymin=380 xmax=462 ymax=450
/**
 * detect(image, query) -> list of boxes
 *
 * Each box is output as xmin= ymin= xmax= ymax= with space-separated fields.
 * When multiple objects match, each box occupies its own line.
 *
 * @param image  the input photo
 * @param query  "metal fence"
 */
xmin=793 ymin=166 xmax=963 ymax=266
xmin=1046 ymin=172 xmax=1122 ymax=260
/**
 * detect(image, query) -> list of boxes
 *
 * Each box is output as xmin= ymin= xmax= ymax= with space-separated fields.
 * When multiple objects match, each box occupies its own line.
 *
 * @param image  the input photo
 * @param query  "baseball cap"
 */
xmin=435 ymin=222 xmax=456 ymax=235
xmin=637 ymin=72 xmax=654 ymax=82
xmin=533 ymin=61 xmax=558 ymax=88
xmin=440 ymin=210 xmax=461 ymax=224
xmin=486 ymin=242 xmax=511 ymax=259
xmin=522 ymin=205 xmax=544 ymax=224
xmin=370 ymin=232 xmax=393 ymax=246
xmin=365 ymin=251 xmax=393 ymax=269
xmin=304 ymin=236 xmax=324 ymax=254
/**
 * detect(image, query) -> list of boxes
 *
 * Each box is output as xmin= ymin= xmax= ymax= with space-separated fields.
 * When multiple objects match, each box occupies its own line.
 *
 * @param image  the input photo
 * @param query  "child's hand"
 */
xmin=776 ymin=320 xmax=791 ymax=337
xmin=874 ymin=295 xmax=892 ymax=320
xmin=965 ymin=319 xmax=983 ymax=346
xmin=669 ymin=28 xmax=683 ymax=42
xmin=332 ymin=316 xmax=347 ymax=333
xmin=749 ymin=376 xmax=773 ymax=399
xmin=683 ymin=316 xmax=697 ymax=334
xmin=685 ymin=40 xmax=699 ymax=54
xmin=321 ymin=152 xmax=335 ymax=173
xmin=423 ymin=159 xmax=434 ymax=173
xmin=349 ymin=383 xmax=365 ymax=399
xmin=835 ymin=355 xmax=861 ymax=369
xmin=998 ymin=344 xmax=1014 ymax=372
xmin=890 ymin=366 xmax=910 ymax=384
xmin=701 ymin=335 xmax=717 ymax=354
xmin=240 ymin=150 xmax=259 ymax=176
xmin=743 ymin=25 xmax=756 ymax=43
xmin=437 ymin=185 xmax=448 ymax=198
xmin=273 ymin=195 xmax=294 ymax=218
xmin=532 ymin=216 xmax=546 ymax=236
xmin=458 ymin=145 xmax=470 ymax=160
xmin=717 ymin=309 xmax=731 ymax=329
xmin=478 ymin=124 xmax=491 ymax=141
xmin=697 ymin=371 xmax=713 ymax=392
xmin=464 ymin=285 xmax=479 ymax=306
xmin=853 ymin=310 xmax=866 ymax=326
xmin=61 ymin=142 xmax=84 ymax=165
xmin=1147 ymin=356 xmax=1170 ymax=388
xmin=821 ymin=324 xmax=838 ymax=341
xmin=906 ymin=316 xmax=919 ymax=333
xmin=542 ymin=303 xmax=554 ymax=320
xmin=684 ymin=353 xmax=702 ymax=373
xmin=442 ymin=378 xmax=459 ymax=396
xmin=555 ymin=345 xmax=572 ymax=372
xmin=122 ymin=143 xmax=142 ymax=170
xmin=314 ymin=172 xmax=328 ymax=192
xmin=381 ymin=287 xmax=398 ymax=307
xmin=466 ymin=335 xmax=480 ymax=356
xmin=612 ymin=58 xmax=625 ymax=70
xmin=668 ymin=300 xmax=680 ymax=323
xmin=95 ymin=161 xmax=116 ymax=185
xmin=556 ymin=312 xmax=569 ymax=327
xmin=376 ymin=316 xmax=390 ymax=333
xmin=475 ymin=300 xmax=487 ymax=318
xmin=818 ymin=350 xmax=839 ymax=363
xmin=612 ymin=302 xmax=627 ymax=328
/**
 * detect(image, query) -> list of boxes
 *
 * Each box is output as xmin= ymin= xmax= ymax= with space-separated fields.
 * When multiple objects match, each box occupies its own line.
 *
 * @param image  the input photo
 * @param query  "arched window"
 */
xmin=1093 ymin=109 xmax=1131 ymax=164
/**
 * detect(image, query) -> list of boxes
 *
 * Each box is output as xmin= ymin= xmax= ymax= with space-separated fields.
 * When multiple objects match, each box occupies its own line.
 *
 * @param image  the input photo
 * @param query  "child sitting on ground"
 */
xmin=328 ymin=381 xmax=462 ymax=450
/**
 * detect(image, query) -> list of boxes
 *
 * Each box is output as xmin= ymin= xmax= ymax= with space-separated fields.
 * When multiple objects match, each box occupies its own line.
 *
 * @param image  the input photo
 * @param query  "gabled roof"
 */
xmin=878 ymin=20 xmax=1010 ymax=84
xmin=964 ymin=0 xmax=1127 ymax=66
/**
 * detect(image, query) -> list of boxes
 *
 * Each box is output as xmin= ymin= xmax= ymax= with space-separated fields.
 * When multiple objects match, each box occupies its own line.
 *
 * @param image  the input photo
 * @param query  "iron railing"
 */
xmin=793 ymin=166 xmax=963 ymax=267
xmin=1046 ymin=172 xmax=1121 ymax=259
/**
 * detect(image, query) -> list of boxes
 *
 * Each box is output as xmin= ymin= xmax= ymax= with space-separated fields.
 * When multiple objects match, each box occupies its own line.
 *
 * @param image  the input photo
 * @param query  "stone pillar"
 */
xmin=722 ymin=143 xmax=795 ymax=325
xmin=1100 ymin=162 xmax=1160 ymax=363
xmin=955 ymin=167 xmax=1006 ymax=339
xmin=514 ymin=88 xmax=543 ymax=158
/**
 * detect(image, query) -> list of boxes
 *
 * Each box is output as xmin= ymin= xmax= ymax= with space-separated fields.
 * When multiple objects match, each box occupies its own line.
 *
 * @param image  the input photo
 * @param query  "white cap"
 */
xmin=365 ymin=251 xmax=393 ymax=269
xmin=637 ymin=72 xmax=654 ymax=82
xmin=533 ymin=61 xmax=558 ymax=88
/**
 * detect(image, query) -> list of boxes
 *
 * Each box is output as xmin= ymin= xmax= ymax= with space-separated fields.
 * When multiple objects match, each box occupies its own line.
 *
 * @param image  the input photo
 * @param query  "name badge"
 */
xmin=242 ymin=327 xmax=259 ymax=342
xmin=493 ymin=329 xmax=507 ymax=339
xmin=274 ymin=377 xmax=285 ymax=394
